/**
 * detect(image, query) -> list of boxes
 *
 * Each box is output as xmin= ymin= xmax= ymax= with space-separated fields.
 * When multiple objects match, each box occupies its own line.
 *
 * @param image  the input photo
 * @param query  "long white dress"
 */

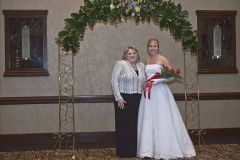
xmin=137 ymin=64 xmax=196 ymax=159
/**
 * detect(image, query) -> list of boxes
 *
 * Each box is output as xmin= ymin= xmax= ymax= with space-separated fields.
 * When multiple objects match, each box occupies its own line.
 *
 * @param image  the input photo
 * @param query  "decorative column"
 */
xmin=53 ymin=46 xmax=76 ymax=159
xmin=184 ymin=53 xmax=205 ymax=144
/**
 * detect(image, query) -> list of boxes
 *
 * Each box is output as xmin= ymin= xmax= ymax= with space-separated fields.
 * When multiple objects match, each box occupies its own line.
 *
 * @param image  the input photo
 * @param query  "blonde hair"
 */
xmin=147 ymin=39 xmax=160 ymax=55
xmin=147 ymin=38 xmax=159 ymax=48
xmin=122 ymin=46 xmax=140 ymax=62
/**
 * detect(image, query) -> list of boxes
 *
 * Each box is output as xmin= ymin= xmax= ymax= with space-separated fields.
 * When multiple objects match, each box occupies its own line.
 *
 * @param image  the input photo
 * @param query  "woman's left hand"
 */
xmin=118 ymin=99 xmax=126 ymax=109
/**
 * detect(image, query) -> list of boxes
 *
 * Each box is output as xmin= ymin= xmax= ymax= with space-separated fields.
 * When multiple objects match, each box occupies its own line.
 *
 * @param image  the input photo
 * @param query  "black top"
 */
xmin=135 ymin=70 xmax=139 ymax=76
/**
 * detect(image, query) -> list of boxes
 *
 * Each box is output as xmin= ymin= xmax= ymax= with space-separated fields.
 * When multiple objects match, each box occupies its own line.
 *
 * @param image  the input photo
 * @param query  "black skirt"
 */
xmin=114 ymin=93 xmax=142 ymax=157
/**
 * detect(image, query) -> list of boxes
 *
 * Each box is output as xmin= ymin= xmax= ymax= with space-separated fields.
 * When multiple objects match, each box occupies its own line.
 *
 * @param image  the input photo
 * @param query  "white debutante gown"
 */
xmin=137 ymin=64 xmax=196 ymax=159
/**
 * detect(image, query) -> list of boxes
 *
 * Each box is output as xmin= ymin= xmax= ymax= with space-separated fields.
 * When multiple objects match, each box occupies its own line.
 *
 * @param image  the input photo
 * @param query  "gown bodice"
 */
xmin=145 ymin=64 xmax=162 ymax=79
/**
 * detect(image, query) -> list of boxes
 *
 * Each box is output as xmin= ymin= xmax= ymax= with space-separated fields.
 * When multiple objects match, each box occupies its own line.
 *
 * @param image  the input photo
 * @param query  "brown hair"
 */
xmin=122 ymin=46 xmax=140 ymax=62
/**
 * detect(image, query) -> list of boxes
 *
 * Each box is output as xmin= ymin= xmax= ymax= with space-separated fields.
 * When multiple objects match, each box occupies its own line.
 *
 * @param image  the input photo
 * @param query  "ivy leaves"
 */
xmin=57 ymin=0 xmax=200 ymax=55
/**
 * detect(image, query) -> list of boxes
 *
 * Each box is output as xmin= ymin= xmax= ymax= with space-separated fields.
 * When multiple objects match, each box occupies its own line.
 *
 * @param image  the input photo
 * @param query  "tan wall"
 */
xmin=0 ymin=0 xmax=240 ymax=134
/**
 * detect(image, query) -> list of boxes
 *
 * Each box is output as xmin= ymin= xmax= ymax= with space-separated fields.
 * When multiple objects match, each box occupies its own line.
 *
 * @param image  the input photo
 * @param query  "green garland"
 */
xmin=56 ymin=0 xmax=201 ymax=55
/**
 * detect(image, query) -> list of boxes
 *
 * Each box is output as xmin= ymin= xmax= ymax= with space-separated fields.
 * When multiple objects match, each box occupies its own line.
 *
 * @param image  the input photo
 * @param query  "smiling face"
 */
xmin=147 ymin=39 xmax=159 ymax=55
xmin=126 ymin=48 xmax=138 ymax=63
xmin=122 ymin=46 xmax=140 ymax=63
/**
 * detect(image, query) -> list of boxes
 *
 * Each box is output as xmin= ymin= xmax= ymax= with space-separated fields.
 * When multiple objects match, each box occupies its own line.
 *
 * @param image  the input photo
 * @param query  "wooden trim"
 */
xmin=0 ymin=92 xmax=240 ymax=105
xmin=1 ymin=128 xmax=240 ymax=151
xmin=0 ymin=95 xmax=115 ymax=105
xmin=3 ymin=69 xmax=49 ymax=76
xmin=0 ymin=132 xmax=115 ymax=151
xmin=0 ymin=133 xmax=55 ymax=151
xmin=186 ymin=92 xmax=240 ymax=100
xmin=196 ymin=10 xmax=238 ymax=74
xmin=196 ymin=10 xmax=237 ymax=16
xmin=2 ymin=10 xmax=48 ymax=15
xmin=2 ymin=10 xmax=49 ymax=77
xmin=198 ymin=67 xmax=238 ymax=74
xmin=190 ymin=128 xmax=240 ymax=145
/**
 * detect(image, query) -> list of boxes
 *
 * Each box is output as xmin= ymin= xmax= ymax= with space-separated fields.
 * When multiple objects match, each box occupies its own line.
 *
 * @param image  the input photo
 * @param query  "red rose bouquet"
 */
xmin=144 ymin=65 xmax=181 ymax=99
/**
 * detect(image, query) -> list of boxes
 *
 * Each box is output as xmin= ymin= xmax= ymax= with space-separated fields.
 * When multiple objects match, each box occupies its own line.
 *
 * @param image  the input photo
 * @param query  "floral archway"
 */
xmin=55 ymin=0 xmax=202 ymax=153
xmin=56 ymin=0 xmax=200 ymax=54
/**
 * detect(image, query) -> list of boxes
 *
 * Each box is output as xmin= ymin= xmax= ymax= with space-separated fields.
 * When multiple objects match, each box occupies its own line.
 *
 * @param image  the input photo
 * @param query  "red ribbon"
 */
xmin=143 ymin=72 xmax=161 ymax=100
xmin=143 ymin=80 xmax=153 ymax=99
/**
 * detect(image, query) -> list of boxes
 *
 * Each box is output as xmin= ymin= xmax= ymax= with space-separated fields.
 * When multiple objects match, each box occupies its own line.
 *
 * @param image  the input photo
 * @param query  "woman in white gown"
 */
xmin=137 ymin=39 xmax=196 ymax=159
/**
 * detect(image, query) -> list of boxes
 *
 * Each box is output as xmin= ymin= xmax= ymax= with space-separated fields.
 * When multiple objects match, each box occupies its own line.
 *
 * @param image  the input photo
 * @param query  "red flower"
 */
xmin=176 ymin=68 xmax=180 ymax=75
xmin=153 ymin=72 xmax=161 ymax=78
xmin=169 ymin=68 xmax=174 ymax=73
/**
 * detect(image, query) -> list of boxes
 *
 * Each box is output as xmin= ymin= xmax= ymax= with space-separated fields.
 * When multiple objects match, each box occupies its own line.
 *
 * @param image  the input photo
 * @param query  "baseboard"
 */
xmin=1 ymin=128 xmax=240 ymax=152
xmin=190 ymin=128 xmax=240 ymax=145
xmin=0 ymin=132 xmax=116 ymax=152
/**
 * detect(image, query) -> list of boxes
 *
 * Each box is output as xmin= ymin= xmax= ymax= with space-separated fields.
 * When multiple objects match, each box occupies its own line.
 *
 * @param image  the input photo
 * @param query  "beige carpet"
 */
xmin=1 ymin=144 xmax=240 ymax=160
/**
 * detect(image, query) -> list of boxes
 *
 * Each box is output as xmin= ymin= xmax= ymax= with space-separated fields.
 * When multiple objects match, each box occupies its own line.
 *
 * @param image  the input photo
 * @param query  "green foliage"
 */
xmin=57 ymin=0 xmax=200 ymax=55
xmin=160 ymin=65 xmax=181 ymax=80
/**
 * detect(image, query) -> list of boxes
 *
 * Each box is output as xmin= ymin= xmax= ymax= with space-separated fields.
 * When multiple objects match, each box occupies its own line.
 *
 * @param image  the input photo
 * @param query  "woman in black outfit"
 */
xmin=111 ymin=46 xmax=146 ymax=157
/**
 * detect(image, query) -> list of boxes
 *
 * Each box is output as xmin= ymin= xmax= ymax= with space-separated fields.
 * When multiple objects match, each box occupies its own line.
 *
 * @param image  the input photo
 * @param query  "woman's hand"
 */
xmin=152 ymin=78 xmax=175 ymax=85
xmin=152 ymin=79 xmax=162 ymax=85
xmin=118 ymin=99 xmax=126 ymax=109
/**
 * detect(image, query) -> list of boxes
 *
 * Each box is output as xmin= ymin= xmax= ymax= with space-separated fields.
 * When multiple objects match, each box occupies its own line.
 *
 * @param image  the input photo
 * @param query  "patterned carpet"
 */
xmin=1 ymin=144 xmax=240 ymax=160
